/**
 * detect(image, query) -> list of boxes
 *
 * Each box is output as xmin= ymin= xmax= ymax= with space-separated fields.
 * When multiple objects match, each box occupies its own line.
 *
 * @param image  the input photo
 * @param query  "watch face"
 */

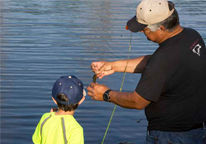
xmin=103 ymin=93 xmax=109 ymax=101
xmin=103 ymin=89 xmax=111 ymax=102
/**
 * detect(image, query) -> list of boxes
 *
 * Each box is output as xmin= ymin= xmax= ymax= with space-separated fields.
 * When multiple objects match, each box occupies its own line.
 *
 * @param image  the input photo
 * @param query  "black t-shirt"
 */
xmin=135 ymin=28 xmax=206 ymax=132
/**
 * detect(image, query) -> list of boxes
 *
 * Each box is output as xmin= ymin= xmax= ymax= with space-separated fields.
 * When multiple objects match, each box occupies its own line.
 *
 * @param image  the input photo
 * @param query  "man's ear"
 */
xmin=78 ymin=96 xmax=85 ymax=105
xmin=159 ymin=25 xmax=166 ymax=32
xmin=52 ymin=97 xmax=57 ymax=104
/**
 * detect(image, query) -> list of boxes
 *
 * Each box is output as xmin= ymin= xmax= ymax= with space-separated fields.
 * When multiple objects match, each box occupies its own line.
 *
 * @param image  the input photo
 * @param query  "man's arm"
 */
xmin=109 ymin=91 xmax=151 ymax=109
xmin=92 ymin=55 xmax=151 ymax=79
xmin=112 ymin=55 xmax=151 ymax=73
xmin=87 ymin=83 xmax=151 ymax=110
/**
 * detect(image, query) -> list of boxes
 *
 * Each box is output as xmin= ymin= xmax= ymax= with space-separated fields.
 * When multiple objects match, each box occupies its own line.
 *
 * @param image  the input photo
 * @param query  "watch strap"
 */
xmin=103 ymin=89 xmax=112 ymax=102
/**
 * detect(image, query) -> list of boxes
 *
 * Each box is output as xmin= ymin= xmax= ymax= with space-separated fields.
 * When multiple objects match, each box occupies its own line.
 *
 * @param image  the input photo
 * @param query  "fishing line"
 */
xmin=101 ymin=32 xmax=133 ymax=144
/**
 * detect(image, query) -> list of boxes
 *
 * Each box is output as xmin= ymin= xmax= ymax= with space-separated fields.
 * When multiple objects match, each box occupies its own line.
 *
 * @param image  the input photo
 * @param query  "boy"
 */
xmin=32 ymin=75 xmax=86 ymax=144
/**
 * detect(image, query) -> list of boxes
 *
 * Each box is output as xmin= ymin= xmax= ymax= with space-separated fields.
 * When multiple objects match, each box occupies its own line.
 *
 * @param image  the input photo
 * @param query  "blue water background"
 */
xmin=1 ymin=0 xmax=206 ymax=143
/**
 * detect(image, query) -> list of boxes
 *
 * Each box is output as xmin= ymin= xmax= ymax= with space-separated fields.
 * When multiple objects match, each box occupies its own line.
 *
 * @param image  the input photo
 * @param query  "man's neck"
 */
xmin=159 ymin=25 xmax=183 ymax=43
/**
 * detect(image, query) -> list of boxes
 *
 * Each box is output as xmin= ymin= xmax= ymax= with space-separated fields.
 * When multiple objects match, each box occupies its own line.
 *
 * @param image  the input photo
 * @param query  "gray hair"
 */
xmin=148 ymin=2 xmax=179 ymax=32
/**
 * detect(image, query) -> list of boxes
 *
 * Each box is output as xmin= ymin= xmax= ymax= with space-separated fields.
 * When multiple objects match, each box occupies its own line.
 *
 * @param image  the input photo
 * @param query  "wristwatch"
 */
xmin=103 ymin=89 xmax=112 ymax=102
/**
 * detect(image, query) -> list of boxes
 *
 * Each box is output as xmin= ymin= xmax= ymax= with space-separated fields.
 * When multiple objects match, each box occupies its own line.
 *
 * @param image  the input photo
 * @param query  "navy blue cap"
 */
xmin=126 ymin=16 xmax=147 ymax=32
xmin=52 ymin=75 xmax=85 ymax=105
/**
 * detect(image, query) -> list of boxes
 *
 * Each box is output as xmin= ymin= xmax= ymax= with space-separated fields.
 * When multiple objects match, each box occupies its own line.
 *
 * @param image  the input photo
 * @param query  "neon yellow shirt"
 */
xmin=32 ymin=112 xmax=84 ymax=144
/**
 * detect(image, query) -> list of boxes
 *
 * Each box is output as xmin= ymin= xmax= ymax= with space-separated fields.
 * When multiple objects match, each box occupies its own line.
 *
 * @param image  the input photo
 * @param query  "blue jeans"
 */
xmin=146 ymin=128 xmax=206 ymax=144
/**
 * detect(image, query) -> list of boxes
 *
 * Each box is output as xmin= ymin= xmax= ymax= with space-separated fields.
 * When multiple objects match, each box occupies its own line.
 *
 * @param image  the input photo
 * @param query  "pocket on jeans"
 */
xmin=146 ymin=132 xmax=158 ymax=144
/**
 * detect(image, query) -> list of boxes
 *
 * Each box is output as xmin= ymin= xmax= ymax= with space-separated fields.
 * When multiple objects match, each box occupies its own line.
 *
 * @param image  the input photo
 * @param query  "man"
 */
xmin=87 ymin=0 xmax=206 ymax=143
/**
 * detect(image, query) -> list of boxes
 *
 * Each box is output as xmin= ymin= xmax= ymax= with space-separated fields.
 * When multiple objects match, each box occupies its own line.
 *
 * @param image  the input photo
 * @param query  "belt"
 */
xmin=190 ymin=121 xmax=206 ymax=130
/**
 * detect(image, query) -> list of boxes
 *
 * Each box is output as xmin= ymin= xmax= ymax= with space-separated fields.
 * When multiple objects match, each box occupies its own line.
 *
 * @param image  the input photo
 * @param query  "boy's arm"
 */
xmin=32 ymin=119 xmax=42 ymax=144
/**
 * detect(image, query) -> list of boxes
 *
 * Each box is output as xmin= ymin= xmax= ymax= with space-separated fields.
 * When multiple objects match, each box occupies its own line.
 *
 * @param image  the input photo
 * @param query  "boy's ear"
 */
xmin=52 ymin=97 xmax=57 ymax=104
xmin=78 ymin=96 xmax=85 ymax=105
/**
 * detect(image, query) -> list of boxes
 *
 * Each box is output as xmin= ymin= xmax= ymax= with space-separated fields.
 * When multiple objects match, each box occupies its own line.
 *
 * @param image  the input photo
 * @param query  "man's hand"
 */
xmin=87 ymin=82 xmax=109 ymax=101
xmin=91 ymin=61 xmax=115 ymax=79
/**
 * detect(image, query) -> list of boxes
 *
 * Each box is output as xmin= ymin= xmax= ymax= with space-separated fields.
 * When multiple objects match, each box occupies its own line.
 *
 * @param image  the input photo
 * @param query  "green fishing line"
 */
xmin=101 ymin=32 xmax=132 ymax=144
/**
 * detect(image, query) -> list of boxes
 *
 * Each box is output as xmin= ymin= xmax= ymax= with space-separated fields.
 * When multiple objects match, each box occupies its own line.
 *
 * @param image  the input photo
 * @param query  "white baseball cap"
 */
xmin=126 ymin=0 xmax=175 ymax=32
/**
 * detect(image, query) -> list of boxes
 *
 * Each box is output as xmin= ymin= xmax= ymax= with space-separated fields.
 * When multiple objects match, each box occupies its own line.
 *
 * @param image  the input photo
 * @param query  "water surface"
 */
xmin=1 ymin=0 xmax=206 ymax=143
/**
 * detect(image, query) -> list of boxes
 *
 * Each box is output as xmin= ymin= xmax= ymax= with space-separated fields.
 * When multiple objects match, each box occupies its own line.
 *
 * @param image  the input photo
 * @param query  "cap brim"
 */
xmin=127 ymin=16 xmax=147 ymax=32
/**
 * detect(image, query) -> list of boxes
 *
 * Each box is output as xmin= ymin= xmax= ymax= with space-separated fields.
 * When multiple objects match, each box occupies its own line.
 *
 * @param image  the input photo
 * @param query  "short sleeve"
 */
xmin=32 ymin=118 xmax=42 ymax=144
xmin=67 ymin=127 xmax=84 ymax=144
xmin=136 ymin=66 xmax=166 ymax=102
xmin=32 ymin=113 xmax=50 ymax=144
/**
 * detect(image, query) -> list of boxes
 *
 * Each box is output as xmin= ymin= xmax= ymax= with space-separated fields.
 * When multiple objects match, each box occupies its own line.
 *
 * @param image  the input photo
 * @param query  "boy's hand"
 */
xmin=50 ymin=108 xmax=58 ymax=112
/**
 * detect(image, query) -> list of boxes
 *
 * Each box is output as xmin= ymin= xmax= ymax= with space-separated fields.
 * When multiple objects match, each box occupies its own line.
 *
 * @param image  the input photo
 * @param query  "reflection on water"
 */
xmin=1 ymin=0 xmax=206 ymax=144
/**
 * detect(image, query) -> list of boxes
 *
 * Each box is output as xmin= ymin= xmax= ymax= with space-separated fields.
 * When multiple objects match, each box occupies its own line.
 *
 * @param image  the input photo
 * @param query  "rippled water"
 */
xmin=1 ymin=0 xmax=206 ymax=144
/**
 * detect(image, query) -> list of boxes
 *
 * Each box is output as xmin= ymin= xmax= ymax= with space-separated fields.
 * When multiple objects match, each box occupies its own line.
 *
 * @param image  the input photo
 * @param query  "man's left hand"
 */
xmin=87 ymin=82 xmax=109 ymax=101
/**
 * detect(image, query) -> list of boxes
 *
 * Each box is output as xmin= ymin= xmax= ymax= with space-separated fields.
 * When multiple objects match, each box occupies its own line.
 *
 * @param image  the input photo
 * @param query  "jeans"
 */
xmin=146 ymin=128 xmax=206 ymax=144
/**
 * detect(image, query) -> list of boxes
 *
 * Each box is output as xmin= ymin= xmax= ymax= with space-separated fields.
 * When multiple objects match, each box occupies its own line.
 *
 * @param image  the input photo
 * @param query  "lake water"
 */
xmin=1 ymin=0 xmax=206 ymax=143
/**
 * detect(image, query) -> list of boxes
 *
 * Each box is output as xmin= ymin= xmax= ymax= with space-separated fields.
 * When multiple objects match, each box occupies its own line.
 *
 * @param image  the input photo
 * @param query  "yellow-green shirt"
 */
xmin=32 ymin=112 xmax=84 ymax=144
